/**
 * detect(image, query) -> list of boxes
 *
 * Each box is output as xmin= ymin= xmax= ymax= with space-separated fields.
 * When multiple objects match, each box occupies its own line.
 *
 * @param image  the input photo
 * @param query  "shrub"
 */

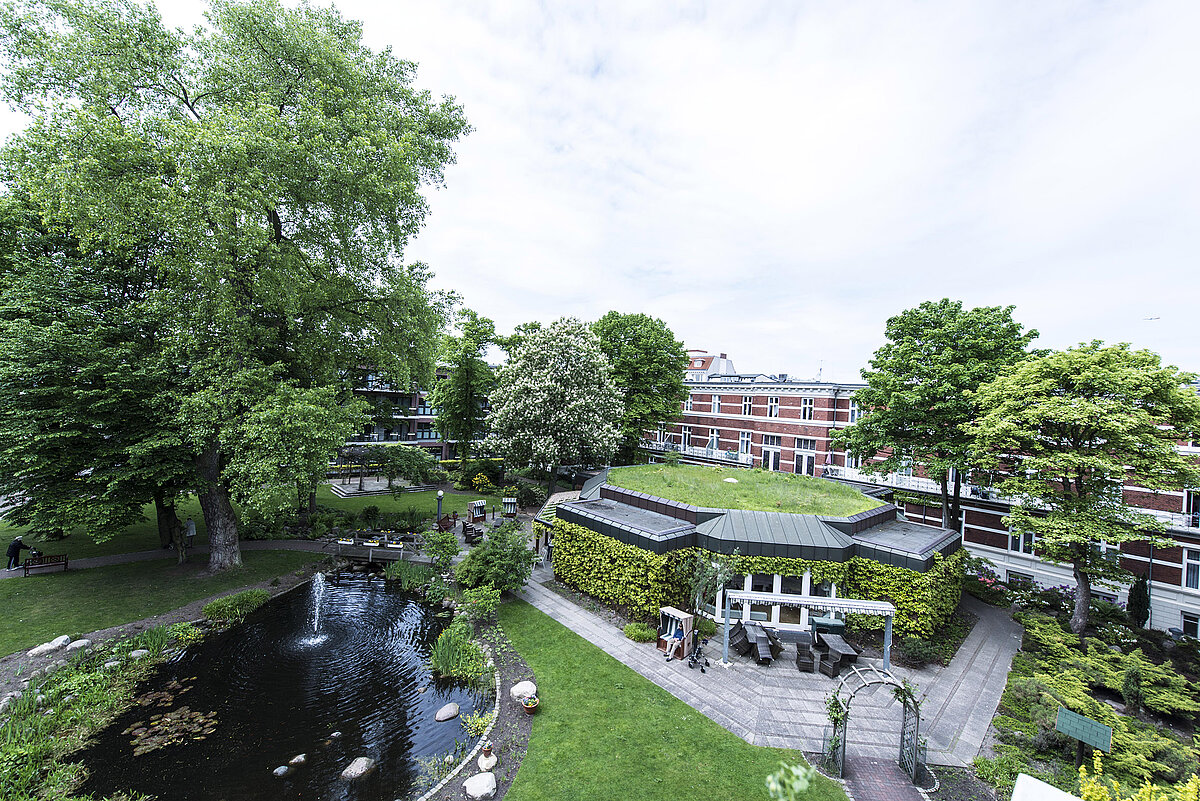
xmin=461 ymin=709 xmax=495 ymax=738
xmin=515 ymin=483 xmax=547 ymax=509
xmin=168 ymin=622 xmax=206 ymax=648
xmin=462 ymin=584 xmax=502 ymax=622
xmin=623 ymin=622 xmax=657 ymax=642
xmin=454 ymin=523 xmax=533 ymax=594
xmin=131 ymin=626 xmax=170 ymax=657
xmin=428 ymin=615 xmax=490 ymax=681
xmin=471 ymin=474 xmax=498 ymax=495
xmin=1128 ymin=575 xmax=1151 ymax=629
xmin=202 ymin=589 xmax=271 ymax=623
xmin=695 ymin=616 xmax=717 ymax=637
xmin=1122 ymin=662 xmax=1144 ymax=714
xmin=423 ymin=528 xmax=460 ymax=572
xmin=359 ymin=505 xmax=381 ymax=526
xmin=898 ymin=637 xmax=940 ymax=667
xmin=964 ymin=575 xmax=1009 ymax=606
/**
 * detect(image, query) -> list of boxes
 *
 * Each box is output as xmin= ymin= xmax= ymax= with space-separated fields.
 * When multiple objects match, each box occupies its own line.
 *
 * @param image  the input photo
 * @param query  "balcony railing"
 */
xmin=640 ymin=438 xmax=754 ymax=466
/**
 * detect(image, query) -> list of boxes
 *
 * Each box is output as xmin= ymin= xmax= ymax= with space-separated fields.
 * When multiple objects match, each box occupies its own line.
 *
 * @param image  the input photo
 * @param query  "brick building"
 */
xmin=653 ymin=350 xmax=1200 ymax=637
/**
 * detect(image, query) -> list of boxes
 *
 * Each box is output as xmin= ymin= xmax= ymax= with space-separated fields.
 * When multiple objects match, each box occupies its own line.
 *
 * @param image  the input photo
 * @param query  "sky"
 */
xmin=2 ymin=1 xmax=1197 ymax=382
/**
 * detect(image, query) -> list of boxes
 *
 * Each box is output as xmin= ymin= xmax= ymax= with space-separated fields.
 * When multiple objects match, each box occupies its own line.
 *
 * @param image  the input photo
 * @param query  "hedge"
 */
xmin=541 ymin=518 xmax=966 ymax=636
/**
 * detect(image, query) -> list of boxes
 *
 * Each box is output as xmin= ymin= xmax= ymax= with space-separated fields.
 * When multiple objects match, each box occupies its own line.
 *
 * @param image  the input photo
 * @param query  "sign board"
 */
xmin=1055 ymin=708 xmax=1112 ymax=753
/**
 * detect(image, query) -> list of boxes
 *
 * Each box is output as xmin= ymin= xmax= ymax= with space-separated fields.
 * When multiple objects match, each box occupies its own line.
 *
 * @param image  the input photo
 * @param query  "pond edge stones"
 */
xmin=28 ymin=635 xmax=71 ymax=657
xmin=340 ymin=756 xmax=376 ymax=781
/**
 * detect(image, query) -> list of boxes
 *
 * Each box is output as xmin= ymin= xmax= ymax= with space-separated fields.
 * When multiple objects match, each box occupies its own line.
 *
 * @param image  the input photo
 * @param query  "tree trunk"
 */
xmin=296 ymin=486 xmax=310 ymax=525
xmin=358 ymin=458 xmax=365 ymax=492
xmin=939 ymin=472 xmax=952 ymax=529
xmin=197 ymin=444 xmax=241 ymax=571
xmin=949 ymin=468 xmax=962 ymax=531
xmin=153 ymin=488 xmax=173 ymax=548
xmin=1071 ymin=560 xmax=1092 ymax=634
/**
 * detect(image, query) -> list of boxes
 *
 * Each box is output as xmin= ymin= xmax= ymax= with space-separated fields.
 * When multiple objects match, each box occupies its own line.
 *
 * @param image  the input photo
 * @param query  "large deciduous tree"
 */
xmin=484 ymin=317 xmax=622 ymax=497
xmin=833 ymin=299 xmax=1037 ymax=529
xmin=969 ymin=342 xmax=1200 ymax=634
xmin=431 ymin=309 xmax=496 ymax=460
xmin=0 ymin=0 xmax=465 ymax=569
xmin=591 ymin=311 xmax=687 ymax=465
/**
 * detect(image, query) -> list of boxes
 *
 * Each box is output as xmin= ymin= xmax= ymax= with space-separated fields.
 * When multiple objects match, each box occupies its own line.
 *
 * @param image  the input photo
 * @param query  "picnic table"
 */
xmin=817 ymin=632 xmax=860 ymax=664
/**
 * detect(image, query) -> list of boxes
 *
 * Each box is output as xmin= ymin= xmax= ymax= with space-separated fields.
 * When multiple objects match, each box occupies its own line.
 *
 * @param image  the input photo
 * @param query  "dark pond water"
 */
xmin=76 ymin=574 xmax=486 ymax=801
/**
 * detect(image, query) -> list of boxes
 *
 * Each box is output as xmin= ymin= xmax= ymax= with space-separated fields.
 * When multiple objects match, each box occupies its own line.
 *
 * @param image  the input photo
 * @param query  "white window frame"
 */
xmin=845 ymin=453 xmax=861 ymax=470
xmin=849 ymin=401 xmax=861 ymax=423
xmin=742 ymin=396 xmax=753 ymax=415
xmin=708 ymin=428 xmax=720 ymax=449
xmin=768 ymin=396 xmax=780 ymax=417
xmin=738 ymin=431 xmax=752 ymax=454
xmin=681 ymin=426 xmax=691 ymax=448
xmin=1186 ymin=549 xmax=1200 ymax=590
xmin=1184 ymin=612 xmax=1199 ymax=639
xmin=1010 ymin=529 xmax=1034 ymax=555
xmin=712 ymin=394 xmax=721 ymax=414
xmin=800 ymin=397 xmax=814 ymax=420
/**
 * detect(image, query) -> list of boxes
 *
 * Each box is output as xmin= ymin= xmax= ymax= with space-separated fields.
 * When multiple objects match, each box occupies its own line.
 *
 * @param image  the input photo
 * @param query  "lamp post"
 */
xmin=437 ymin=490 xmax=443 ymax=520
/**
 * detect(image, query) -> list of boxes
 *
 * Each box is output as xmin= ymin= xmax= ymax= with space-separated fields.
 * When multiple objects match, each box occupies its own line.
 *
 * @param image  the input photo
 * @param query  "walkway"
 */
xmin=517 ymin=569 xmax=1019 ymax=768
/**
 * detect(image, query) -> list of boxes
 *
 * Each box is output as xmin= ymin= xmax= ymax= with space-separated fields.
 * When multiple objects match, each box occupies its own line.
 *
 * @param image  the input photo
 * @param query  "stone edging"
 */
xmin=414 ymin=641 xmax=502 ymax=801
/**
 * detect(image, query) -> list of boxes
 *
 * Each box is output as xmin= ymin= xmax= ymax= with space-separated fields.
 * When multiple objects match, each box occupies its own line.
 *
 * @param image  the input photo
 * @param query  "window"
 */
xmin=1007 ymin=571 xmax=1035 ymax=589
xmin=708 ymin=429 xmax=720 ymax=449
xmin=1184 ymin=613 xmax=1199 ymax=639
xmin=845 ymin=454 xmax=861 ymax=470
xmin=739 ymin=431 xmax=752 ymax=453
xmin=1186 ymin=549 xmax=1200 ymax=590
xmin=742 ymin=396 xmax=752 ymax=415
xmin=812 ymin=581 xmax=832 ymax=598
xmin=800 ymin=398 xmax=815 ymax=420
xmin=712 ymin=394 xmax=721 ymax=414
xmin=768 ymin=396 xmax=780 ymax=417
xmin=1010 ymin=529 xmax=1034 ymax=554
xmin=849 ymin=401 xmax=861 ymax=423
xmin=796 ymin=438 xmax=816 ymax=451
xmin=897 ymin=458 xmax=914 ymax=477
xmin=681 ymin=426 xmax=691 ymax=448
xmin=762 ymin=435 xmax=781 ymax=447
xmin=684 ymin=396 xmax=692 ymax=412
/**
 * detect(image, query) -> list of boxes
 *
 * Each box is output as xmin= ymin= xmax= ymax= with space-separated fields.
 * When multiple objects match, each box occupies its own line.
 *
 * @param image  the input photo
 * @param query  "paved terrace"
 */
xmin=518 ymin=567 xmax=1020 ymax=767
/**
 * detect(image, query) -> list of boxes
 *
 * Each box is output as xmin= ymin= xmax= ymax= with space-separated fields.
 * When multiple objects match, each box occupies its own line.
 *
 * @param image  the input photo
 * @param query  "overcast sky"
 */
xmin=3 ymin=1 xmax=1196 ymax=382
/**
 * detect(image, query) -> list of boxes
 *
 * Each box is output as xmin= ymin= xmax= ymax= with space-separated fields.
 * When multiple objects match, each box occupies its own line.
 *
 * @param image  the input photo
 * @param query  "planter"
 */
xmin=482 ymin=746 xmax=493 ymax=758
xmin=522 ymin=697 xmax=539 ymax=715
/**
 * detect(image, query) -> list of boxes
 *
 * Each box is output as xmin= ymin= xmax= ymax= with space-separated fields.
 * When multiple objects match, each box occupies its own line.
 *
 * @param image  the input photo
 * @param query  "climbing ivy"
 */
xmin=542 ymin=519 xmax=966 ymax=635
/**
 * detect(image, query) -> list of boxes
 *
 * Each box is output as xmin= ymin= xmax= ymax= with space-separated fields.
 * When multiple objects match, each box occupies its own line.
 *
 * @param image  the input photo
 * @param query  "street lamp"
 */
xmin=437 ymin=490 xmax=444 ymax=520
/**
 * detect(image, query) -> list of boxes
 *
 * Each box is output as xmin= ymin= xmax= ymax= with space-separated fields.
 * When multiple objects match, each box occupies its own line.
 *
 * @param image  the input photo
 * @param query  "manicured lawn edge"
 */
xmin=497 ymin=599 xmax=847 ymax=801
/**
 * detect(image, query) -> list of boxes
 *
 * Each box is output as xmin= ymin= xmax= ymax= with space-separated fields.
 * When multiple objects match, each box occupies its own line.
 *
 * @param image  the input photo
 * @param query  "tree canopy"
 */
xmin=969 ymin=342 xmax=1200 ymax=633
xmin=833 ymin=299 xmax=1037 ymax=528
xmin=591 ymin=311 xmax=688 ymax=465
xmin=431 ymin=309 xmax=496 ymax=460
xmin=483 ymin=317 xmax=622 ymax=495
xmin=0 ymin=0 xmax=466 ymax=568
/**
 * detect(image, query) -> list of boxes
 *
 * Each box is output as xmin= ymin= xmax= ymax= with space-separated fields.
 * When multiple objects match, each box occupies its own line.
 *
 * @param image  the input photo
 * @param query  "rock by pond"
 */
xmin=436 ymin=702 xmax=460 ymax=722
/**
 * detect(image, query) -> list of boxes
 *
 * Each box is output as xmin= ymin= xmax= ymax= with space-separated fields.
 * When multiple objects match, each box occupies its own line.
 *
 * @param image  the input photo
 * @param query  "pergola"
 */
xmin=721 ymin=590 xmax=898 ymax=670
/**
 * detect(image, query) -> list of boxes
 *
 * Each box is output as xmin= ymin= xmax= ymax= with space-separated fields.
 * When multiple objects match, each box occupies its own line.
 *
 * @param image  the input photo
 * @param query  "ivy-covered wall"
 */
xmin=541 ymin=518 xmax=967 ymax=637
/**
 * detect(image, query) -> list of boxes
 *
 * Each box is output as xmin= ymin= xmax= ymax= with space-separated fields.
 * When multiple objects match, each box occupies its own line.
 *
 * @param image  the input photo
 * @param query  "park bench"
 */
xmin=23 ymin=553 xmax=68 ymax=576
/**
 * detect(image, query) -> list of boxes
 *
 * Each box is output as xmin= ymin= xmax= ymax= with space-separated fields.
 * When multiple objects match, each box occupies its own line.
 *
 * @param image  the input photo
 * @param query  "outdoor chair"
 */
xmin=728 ymin=621 xmax=752 ymax=656
xmin=794 ymin=632 xmax=816 ymax=673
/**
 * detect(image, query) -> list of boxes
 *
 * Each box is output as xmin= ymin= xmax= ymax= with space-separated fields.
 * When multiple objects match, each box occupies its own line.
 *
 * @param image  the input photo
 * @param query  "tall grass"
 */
xmin=384 ymin=560 xmax=435 ymax=590
xmin=202 ymin=589 xmax=271 ymax=623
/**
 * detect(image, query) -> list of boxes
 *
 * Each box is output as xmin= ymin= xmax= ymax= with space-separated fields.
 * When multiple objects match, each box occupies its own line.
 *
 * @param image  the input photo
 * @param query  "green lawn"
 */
xmin=0 ymin=486 xmax=494 ymax=561
xmin=0 ymin=550 xmax=322 ymax=657
xmin=607 ymin=464 xmax=882 ymax=516
xmin=498 ymin=601 xmax=846 ymax=801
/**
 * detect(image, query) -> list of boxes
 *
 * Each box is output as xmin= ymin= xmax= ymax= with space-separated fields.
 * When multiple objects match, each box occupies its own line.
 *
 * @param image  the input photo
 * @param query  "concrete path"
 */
xmin=517 ymin=567 xmax=1019 ymax=768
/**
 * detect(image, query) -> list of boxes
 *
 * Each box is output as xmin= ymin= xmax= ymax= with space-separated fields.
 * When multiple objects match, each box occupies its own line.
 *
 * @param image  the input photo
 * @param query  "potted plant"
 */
xmin=482 ymin=740 xmax=493 ymax=758
xmin=522 ymin=695 xmax=539 ymax=715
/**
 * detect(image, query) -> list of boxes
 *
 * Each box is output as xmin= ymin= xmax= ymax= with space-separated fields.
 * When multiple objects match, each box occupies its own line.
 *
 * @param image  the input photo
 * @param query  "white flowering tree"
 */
xmin=484 ymin=318 xmax=623 ymax=498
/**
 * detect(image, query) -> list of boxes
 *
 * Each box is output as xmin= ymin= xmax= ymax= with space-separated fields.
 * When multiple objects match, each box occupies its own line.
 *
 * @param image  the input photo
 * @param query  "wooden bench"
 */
xmin=24 ymin=554 xmax=68 ymax=576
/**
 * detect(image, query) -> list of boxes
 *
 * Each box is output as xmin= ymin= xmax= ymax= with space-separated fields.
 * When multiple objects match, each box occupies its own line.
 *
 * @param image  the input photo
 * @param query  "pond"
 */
xmin=76 ymin=574 xmax=487 ymax=801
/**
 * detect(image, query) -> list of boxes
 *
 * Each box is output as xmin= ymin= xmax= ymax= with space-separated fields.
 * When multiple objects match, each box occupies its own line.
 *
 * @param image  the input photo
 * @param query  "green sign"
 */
xmin=1055 ymin=708 xmax=1112 ymax=753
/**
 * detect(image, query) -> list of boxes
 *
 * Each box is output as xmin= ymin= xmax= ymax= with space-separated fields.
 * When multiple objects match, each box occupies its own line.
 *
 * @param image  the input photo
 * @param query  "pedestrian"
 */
xmin=184 ymin=517 xmax=197 ymax=549
xmin=544 ymin=534 xmax=552 ymax=565
xmin=6 ymin=535 xmax=30 ymax=570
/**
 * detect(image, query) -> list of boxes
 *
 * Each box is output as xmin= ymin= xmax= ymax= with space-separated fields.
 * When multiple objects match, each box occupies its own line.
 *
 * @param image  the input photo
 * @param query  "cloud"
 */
xmin=3 ymin=0 xmax=1197 ymax=382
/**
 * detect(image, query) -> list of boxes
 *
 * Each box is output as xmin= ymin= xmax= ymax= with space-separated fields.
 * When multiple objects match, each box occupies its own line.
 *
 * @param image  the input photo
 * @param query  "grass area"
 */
xmin=497 ymin=600 xmax=846 ymax=801
xmin=0 ymin=550 xmax=322 ymax=657
xmin=607 ymin=464 xmax=883 ymax=516
xmin=0 ymin=485 xmax=493 ymax=561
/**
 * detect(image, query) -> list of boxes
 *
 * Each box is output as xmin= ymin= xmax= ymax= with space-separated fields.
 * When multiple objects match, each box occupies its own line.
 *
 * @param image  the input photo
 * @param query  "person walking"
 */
xmin=6 ymin=535 xmax=30 ymax=570
xmin=184 ymin=518 xmax=197 ymax=549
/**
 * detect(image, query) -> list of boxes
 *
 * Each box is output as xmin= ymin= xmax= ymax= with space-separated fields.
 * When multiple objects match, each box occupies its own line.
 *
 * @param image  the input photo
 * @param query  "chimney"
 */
xmin=719 ymin=353 xmax=727 ymax=359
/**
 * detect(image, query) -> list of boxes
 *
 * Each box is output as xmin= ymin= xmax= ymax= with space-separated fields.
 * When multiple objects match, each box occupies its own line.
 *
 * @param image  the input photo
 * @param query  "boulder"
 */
xmin=463 ymin=771 xmax=497 ymax=800
xmin=129 ymin=649 xmax=150 ymax=659
xmin=478 ymin=752 xmax=498 ymax=771
xmin=66 ymin=639 xmax=92 ymax=654
xmin=0 ymin=697 xmax=11 ymax=715
xmin=289 ymin=753 xmax=307 ymax=766
xmin=340 ymin=756 xmax=376 ymax=781
xmin=435 ymin=702 xmax=460 ymax=722
xmin=103 ymin=661 xmax=121 ymax=670
xmin=509 ymin=681 xmax=537 ymax=702
xmin=329 ymin=731 xmax=343 ymax=739
xmin=29 ymin=636 xmax=71 ymax=657
xmin=272 ymin=765 xmax=291 ymax=778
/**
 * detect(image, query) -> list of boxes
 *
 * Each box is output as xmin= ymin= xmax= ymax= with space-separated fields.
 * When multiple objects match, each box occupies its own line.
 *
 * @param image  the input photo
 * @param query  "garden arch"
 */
xmin=823 ymin=665 xmax=924 ymax=783
xmin=720 ymin=591 xmax=898 ymax=669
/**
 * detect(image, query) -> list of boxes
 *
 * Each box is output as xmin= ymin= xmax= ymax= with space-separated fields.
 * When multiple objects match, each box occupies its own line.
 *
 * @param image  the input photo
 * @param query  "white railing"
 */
xmin=639 ymin=438 xmax=754 ymax=466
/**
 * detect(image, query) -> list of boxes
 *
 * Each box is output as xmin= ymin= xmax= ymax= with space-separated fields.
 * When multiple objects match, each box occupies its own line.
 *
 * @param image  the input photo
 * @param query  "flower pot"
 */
xmin=522 ymin=697 xmax=539 ymax=715
xmin=482 ymin=746 xmax=493 ymax=757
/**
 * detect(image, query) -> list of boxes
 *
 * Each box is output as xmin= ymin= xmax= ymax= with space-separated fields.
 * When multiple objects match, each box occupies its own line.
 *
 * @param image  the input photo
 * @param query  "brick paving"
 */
xmin=843 ymin=757 xmax=928 ymax=801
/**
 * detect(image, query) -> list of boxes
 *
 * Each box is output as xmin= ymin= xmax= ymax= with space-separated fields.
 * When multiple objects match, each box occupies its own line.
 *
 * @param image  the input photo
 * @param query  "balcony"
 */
xmin=640 ymin=438 xmax=754 ymax=467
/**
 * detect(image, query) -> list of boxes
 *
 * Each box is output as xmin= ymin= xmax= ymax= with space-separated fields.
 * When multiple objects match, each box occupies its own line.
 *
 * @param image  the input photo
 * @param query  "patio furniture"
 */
xmin=727 ymin=621 xmax=753 ymax=657
xmin=817 ymin=632 xmax=861 ymax=666
xmin=810 ymin=615 xmax=846 ymax=636
xmin=503 ymin=497 xmax=518 ymax=518
xmin=657 ymin=607 xmax=695 ymax=660
xmin=794 ymin=632 xmax=817 ymax=673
